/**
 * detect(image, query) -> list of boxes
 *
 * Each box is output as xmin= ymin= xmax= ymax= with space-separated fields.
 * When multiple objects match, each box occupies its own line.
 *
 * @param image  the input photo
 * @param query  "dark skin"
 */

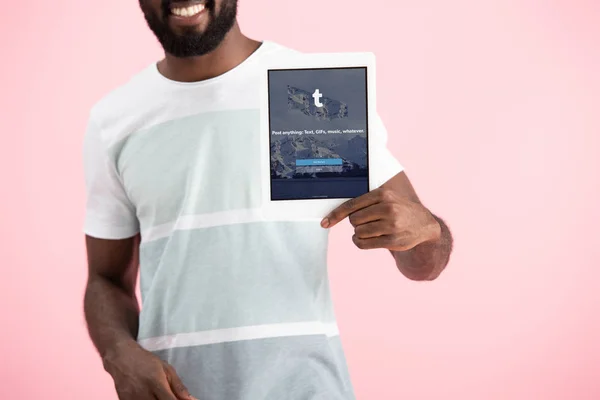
xmin=85 ymin=1 xmax=453 ymax=399
xmin=85 ymin=178 xmax=451 ymax=400
xmin=157 ymin=22 xmax=260 ymax=83
xmin=85 ymin=235 xmax=197 ymax=400
xmin=84 ymin=2 xmax=253 ymax=399
xmin=146 ymin=0 xmax=260 ymax=83
xmin=322 ymin=171 xmax=453 ymax=281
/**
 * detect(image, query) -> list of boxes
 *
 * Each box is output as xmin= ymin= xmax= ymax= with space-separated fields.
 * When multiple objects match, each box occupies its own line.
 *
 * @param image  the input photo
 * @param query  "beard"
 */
xmin=140 ymin=0 xmax=238 ymax=57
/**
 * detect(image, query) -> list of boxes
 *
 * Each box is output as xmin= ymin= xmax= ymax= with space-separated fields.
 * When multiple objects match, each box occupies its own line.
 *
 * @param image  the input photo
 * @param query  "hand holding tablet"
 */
xmin=259 ymin=52 xmax=379 ymax=220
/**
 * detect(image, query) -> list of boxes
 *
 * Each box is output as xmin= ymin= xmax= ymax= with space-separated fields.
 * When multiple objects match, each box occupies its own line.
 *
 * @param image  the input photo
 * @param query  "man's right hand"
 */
xmin=103 ymin=342 xmax=196 ymax=400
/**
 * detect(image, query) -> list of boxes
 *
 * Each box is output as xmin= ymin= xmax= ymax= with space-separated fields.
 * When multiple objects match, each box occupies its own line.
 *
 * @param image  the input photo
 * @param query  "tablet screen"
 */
xmin=267 ymin=67 xmax=369 ymax=201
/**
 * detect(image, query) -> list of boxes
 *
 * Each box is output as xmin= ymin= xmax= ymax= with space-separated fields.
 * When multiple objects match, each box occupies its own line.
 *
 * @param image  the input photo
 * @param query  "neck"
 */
xmin=157 ymin=23 xmax=261 ymax=83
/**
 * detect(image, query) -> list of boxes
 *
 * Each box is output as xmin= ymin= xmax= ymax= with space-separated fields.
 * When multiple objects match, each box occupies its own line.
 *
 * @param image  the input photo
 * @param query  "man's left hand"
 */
xmin=321 ymin=187 xmax=441 ymax=252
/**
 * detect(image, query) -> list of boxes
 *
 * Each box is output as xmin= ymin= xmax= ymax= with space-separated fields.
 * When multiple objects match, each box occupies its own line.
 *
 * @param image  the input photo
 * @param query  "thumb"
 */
xmin=165 ymin=364 xmax=197 ymax=400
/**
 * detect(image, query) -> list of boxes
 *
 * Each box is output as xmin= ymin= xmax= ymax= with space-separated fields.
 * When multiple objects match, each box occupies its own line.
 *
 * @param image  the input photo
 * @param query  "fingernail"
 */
xmin=321 ymin=218 xmax=330 ymax=228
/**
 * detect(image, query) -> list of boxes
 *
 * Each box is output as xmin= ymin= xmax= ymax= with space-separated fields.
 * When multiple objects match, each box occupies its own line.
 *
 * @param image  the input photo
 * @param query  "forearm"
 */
xmin=392 ymin=214 xmax=453 ymax=281
xmin=83 ymin=275 xmax=141 ymax=362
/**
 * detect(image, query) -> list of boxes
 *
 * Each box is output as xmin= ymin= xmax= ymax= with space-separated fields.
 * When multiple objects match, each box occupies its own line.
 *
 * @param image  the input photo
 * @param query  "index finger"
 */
xmin=166 ymin=365 xmax=196 ymax=400
xmin=152 ymin=375 xmax=179 ymax=400
xmin=321 ymin=189 xmax=383 ymax=228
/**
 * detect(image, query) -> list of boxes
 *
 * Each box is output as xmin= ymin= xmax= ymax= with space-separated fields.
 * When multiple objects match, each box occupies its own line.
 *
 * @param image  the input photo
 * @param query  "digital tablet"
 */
xmin=259 ymin=52 xmax=377 ymax=220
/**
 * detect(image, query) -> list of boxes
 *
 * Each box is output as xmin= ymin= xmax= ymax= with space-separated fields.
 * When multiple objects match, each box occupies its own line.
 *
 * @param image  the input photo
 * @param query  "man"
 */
xmin=82 ymin=0 xmax=453 ymax=399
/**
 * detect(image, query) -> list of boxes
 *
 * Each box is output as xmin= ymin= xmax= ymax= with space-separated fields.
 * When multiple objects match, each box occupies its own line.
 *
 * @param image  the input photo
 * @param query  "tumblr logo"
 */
xmin=312 ymin=89 xmax=323 ymax=107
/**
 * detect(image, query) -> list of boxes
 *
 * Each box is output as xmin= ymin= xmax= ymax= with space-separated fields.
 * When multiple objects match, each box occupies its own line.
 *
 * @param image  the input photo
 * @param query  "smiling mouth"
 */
xmin=169 ymin=1 xmax=207 ymax=17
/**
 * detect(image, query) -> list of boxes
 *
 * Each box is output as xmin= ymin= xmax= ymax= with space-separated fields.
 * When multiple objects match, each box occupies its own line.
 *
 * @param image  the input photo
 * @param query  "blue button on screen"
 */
xmin=295 ymin=158 xmax=343 ymax=166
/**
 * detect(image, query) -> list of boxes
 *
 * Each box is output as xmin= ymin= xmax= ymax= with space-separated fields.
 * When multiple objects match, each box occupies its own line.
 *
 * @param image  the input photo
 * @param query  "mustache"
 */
xmin=162 ymin=0 xmax=214 ymax=7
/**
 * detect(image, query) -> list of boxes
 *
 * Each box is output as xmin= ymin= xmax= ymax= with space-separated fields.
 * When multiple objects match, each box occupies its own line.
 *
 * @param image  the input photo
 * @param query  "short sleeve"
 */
xmin=370 ymin=113 xmax=404 ymax=188
xmin=83 ymin=115 xmax=140 ymax=239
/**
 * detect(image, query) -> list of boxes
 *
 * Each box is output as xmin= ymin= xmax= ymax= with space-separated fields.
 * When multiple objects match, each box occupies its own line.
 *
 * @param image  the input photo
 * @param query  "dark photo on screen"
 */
xmin=268 ymin=67 xmax=370 ymax=200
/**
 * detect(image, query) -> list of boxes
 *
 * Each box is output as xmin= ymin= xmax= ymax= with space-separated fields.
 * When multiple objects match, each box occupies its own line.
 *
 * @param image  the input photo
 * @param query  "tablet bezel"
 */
xmin=259 ymin=52 xmax=377 ymax=220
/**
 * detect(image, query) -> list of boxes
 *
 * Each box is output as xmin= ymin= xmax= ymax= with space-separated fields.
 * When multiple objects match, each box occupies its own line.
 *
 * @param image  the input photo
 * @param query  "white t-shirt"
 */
xmin=83 ymin=40 xmax=403 ymax=400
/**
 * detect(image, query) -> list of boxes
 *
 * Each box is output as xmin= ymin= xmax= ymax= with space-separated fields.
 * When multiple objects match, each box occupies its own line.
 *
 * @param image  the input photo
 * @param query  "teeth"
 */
xmin=172 ymin=4 xmax=205 ymax=17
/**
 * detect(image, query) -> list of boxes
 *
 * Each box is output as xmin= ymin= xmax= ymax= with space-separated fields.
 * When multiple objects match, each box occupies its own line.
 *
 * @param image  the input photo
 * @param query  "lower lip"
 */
xmin=169 ymin=8 xmax=207 ymax=26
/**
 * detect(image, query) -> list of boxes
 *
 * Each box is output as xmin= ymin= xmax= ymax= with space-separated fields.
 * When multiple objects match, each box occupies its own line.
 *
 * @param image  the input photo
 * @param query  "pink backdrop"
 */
xmin=2 ymin=0 xmax=599 ymax=399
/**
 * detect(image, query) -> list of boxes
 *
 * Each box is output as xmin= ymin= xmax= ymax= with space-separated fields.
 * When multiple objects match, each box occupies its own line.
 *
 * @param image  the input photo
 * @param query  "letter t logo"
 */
xmin=312 ymin=89 xmax=323 ymax=107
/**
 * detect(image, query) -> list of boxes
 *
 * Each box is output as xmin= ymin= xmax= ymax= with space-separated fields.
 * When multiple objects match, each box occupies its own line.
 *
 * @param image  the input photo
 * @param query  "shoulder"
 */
xmin=87 ymin=64 xmax=160 ymax=145
xmin=258 ymin=40 xmax=304 ymax=59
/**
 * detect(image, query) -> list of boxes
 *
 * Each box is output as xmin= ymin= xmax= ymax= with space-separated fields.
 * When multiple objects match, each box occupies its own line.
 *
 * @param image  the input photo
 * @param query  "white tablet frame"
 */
xmin=259 ymin=52 xmax=377 ymax=220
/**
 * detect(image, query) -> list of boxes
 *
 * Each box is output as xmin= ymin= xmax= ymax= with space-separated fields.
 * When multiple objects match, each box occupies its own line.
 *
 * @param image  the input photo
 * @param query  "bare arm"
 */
xmin=84 ymin=234 xmax=141 ymax=362
xmin=84 ymin=235 xmax=196 ymax=400
xmin=384 ymin=173 xmax=453 ymax=280
xmin=322 ymin=172 xmax=454 ymax=281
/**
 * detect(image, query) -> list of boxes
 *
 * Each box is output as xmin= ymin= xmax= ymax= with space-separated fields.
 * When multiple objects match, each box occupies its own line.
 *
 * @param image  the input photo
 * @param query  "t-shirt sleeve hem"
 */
xmin=372 ymin=154 xmax=405 ymax=188
xmin=83 ymin=221 xmax=140 ymax=240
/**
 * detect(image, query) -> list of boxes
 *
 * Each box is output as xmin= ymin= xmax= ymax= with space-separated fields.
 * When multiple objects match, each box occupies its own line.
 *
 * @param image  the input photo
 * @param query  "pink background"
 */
xmin=2 ymin=0 xmax=599 ymax=399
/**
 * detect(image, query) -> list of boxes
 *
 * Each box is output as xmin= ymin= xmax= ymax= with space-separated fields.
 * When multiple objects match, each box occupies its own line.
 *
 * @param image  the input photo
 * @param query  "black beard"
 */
xmin=141 ymin=0 xmax=237 ymax=57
